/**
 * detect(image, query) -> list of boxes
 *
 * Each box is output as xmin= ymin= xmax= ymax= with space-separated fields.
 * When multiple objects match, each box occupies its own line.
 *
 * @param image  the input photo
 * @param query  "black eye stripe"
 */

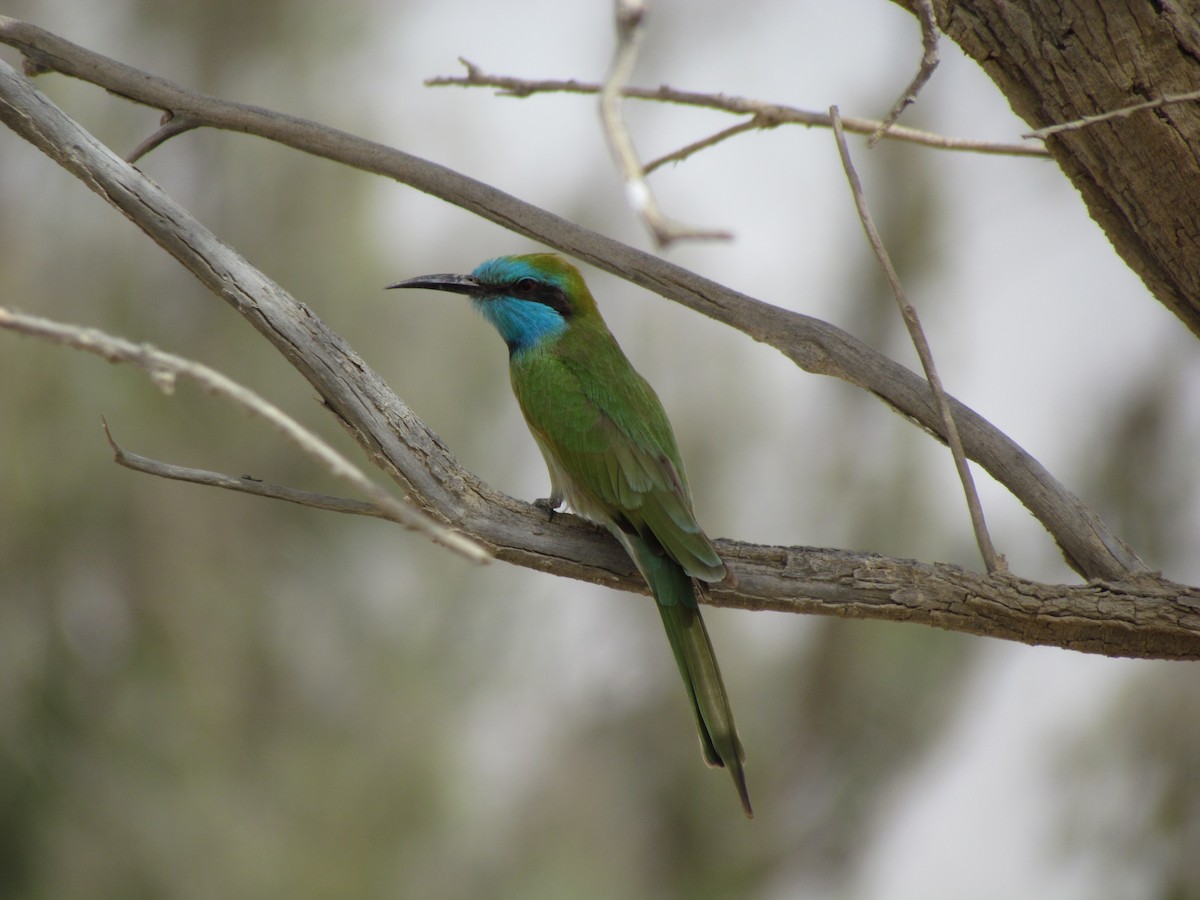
xmin=506 ymin=279 xmax=572 ymax=317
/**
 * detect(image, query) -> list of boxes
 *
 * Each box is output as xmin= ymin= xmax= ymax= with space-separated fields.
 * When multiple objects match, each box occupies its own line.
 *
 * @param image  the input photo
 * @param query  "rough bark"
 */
xmin=894 ymin=0 xmax=1200 ymax=337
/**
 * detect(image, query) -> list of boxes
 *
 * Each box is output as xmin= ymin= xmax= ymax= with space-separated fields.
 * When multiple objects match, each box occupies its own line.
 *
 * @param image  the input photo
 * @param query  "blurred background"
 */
xmin=2 ymin=1 xmax=1199 ymax=897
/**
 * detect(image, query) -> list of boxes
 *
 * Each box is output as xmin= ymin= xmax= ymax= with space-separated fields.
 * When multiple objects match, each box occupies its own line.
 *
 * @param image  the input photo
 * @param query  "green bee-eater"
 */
xmin=388 ymin=253 xmax=750 ymax=816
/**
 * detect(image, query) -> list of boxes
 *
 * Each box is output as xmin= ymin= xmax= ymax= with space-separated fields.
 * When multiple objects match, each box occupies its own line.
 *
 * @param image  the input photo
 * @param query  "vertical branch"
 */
xmin=831 ymin=106 xmax=1004 ymax=575
xmin=598 ymin=0 xmax=730 ymax=246
xmin=869 ymin=0 xmax=940 ymax=147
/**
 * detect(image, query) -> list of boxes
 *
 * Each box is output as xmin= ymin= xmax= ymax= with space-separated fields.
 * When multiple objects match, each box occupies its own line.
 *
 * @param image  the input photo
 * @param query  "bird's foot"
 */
xmin=533 ymin=495 xmax=563 ymax=521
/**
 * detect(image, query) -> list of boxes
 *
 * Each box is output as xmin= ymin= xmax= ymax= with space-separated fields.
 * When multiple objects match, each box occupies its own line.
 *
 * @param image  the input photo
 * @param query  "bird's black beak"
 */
xmin=385 ymin=273 xmax=481 ymax=295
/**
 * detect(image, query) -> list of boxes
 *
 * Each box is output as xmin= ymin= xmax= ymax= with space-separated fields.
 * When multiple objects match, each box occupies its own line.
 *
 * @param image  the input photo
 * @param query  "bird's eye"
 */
xmin=514 ymin=277 xmax=537 ymax=294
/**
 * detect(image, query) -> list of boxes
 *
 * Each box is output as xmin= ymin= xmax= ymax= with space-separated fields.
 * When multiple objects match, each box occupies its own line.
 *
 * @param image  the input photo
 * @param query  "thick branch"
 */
xmin=718 ymin=543 xmax=1200 ymax=662
xmin=0 ymin=20 xmax=1145 ymax=582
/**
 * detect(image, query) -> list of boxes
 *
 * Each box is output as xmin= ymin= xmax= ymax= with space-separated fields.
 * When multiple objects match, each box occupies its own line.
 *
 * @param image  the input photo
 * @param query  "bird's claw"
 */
xmin=533 ymin=495 xmax=563 ymax=521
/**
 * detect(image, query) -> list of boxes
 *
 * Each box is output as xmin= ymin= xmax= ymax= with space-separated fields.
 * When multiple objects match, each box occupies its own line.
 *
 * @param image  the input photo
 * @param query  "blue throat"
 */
xmin=474 ymin=295 xmax=567 ymax=356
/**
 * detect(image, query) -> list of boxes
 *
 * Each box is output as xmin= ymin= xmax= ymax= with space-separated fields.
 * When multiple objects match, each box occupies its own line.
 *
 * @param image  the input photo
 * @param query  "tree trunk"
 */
xmin=895 ymin=0 xmax=1200 ymax=337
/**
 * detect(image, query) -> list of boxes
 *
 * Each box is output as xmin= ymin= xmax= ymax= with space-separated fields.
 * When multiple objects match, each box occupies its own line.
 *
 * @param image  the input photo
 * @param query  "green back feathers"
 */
xmin=506 ymin=262 xmax=726 ymax=584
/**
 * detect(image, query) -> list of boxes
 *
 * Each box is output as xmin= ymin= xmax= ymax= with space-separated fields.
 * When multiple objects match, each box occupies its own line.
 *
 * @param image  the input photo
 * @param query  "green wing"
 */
xmin=511 ymin=325 xmax=750 ymax=816
xmin=510 ymin=329 xmax=726 ymax=585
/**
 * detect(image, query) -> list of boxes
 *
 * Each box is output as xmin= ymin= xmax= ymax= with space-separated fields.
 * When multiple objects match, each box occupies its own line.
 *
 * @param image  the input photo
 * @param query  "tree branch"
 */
xmin=102 ymin=418 xmax=388 ymax=519
xmin=0 ymin=307 xmax=488 ymax=563
xmin=598 ymin=0 xmax=730 ymax=245
xmin=1024 ymin=88 xmax=1200 ymax=140
xmin=3 ymin=24 xmax=1195 ymax=661
xmin=643 ymin=116 xmax=767 ymax=174
xmin=831 ymin=106 xmax=1001 ymax=575
xmin=0 ymin=19 xmax=1143 ymax=582
xmin=126 ymin=110 xmax=202 ymax=164
xmin=869 ymin=0 xmax=940 ymax=146
xmin=428 ymin=57 xmax=1049 ymax=159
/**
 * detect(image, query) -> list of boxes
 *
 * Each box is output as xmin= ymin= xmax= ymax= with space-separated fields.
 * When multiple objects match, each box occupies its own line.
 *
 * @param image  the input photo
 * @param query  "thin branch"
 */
xmin=0 ymin=19 xmax=1147 ymax=584
xmin=869 ymin=0 xmax=939 ymax=146
xmin=644 ymin=116 xmax=767 ymax=174
xmin=1025 ymin=88 xmax=1200 ymax=139
xmin=0 ymin=306 xmax=490 ymax=563
xmin=430 ymin=58 xmax=1049 ymax=159
xmin=102 ymin=417 xmax=386 ymax=518
xmin=599 ymin=0 xmax=730 ymax=246
xmin=832 ymin=106 xmax=1002 ymax=574
xmin=126 ymin=110 xmax=202 ymax=163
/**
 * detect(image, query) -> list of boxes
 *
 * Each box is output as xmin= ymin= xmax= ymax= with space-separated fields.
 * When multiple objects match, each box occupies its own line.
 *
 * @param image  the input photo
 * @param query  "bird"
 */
xmin=387 ymin=253 xmax=750 ymax=817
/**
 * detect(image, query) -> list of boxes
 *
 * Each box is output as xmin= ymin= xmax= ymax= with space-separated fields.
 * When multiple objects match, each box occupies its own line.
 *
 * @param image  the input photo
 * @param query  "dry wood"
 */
xmin=2 ymin=18 xmax=1197 ymax=660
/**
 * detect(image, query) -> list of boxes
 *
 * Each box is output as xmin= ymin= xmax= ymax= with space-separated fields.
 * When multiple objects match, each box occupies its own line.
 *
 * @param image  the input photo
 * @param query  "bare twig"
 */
xmin=430 ymin=58 xmax=1049 ymax=159
xmin=599 ymin=0 xmax=730 ymax=246
xmin=644 ymin=116 xmax=767 ymax=174
xmin=0 ymin=306 xmax=490 ymax=563
xmin=102 ymin=417 xmax=386 ymax=517
xmin=831 ymin=106 xmax=1002 ymax=574
xmin=869 ymin=0 xmax=939 ymax=146
xmin=0 ymin=20 xmax=1147 ymax=583
xmin=1025 ymin=88 xmax=1200 ymax=139
xmin=126 ymin=110 xmax=202 ymax=163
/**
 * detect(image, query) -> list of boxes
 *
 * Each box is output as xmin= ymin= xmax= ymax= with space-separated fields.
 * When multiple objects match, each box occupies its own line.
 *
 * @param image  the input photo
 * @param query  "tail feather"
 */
xmin=622 ymin=532 xmax=752 ymax=818
xmin=657 ymin=600 xmax=752 ymax=818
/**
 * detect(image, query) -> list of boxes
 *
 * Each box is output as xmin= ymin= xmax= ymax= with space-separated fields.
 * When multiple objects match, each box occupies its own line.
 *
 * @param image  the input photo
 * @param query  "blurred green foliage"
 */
xmin=2 ymin=2 xmax=1198 ymax=898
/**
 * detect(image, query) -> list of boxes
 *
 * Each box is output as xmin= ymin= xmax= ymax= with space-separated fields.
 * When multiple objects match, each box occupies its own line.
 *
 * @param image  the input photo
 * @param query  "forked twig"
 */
xmin=0 ymin=306 xmax=490 ymax=563
xmin=599 ymin=0 xmax=731 ymax=246
xmin=831 ymin=106 xmax=1003 ymax=574
xmin=429 ymin=60 xmax=1049 ymax=159
xmin=869 ymin=0 xmax=939 ymax=147
xmin=102 ymin=418 xmax=386 ymax=517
